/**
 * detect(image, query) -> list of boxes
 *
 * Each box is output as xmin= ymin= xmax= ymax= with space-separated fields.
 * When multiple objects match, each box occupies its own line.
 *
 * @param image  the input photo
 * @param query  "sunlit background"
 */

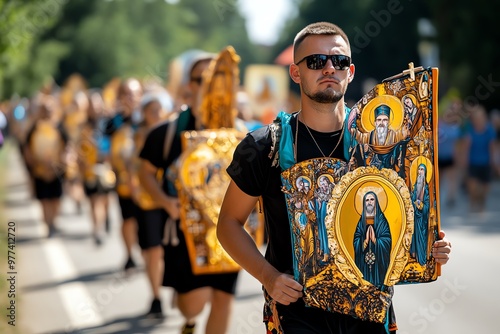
xmin=0 ymin=0 xmax=498 ymax=110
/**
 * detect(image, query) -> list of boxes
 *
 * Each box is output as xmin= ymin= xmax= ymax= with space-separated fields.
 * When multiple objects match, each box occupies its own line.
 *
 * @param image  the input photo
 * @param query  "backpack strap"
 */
xmin=162 ymin=107 xmax=193 ymax=162
xmin=163 ymin=116 xmax=178 ymax=161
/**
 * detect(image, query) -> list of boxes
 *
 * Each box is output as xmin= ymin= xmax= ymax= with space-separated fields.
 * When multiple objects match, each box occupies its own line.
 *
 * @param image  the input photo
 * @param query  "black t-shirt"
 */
xmin=104 ymin=112 xmax=133 ymax=137
xmin=139 ymin=108 xmax=196 ymax=195
xmin=227 ymin=112 xmax=345 ymax=275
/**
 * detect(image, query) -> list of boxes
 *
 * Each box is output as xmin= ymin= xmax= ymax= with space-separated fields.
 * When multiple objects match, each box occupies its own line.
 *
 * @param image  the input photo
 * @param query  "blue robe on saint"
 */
xmin=410 ymin=164 xmax=430 ymax=265
xmin=353 ymin=191 xmax=392 ymax=286
xmin=309 ymin=197 xmax=330 ymax=260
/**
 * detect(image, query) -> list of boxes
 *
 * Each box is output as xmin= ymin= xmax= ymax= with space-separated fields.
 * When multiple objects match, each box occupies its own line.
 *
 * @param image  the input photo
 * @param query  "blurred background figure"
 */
xmin=106 ymin=77 xmax=143 ymax=272
xmin=132 ymin=89 xmax=173 ymax=319
xmin=62 ymin=89 xmax=89 ymax=215
xmin=23 ymin=96 xmax=68 ymax=237
xmin=463 ymin=104 xmax=497 ymax=214
xmin=438 ymin=96 xmax=463 ymax=208
xmin=236 ymin=90 xmax=263 ymax=131
xmin=77 ymin=90 xmax=115 ymax=245
xmin=139 ymin=51 xmax=240 ymax=334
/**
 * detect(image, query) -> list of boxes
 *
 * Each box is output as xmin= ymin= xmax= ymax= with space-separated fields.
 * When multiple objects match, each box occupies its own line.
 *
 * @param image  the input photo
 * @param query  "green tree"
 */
xmin=273 ymin=0 xmax=428 ymax=102
xmin=426 ymin=0 xmax=499 ymax=110
xmin=274 ymin=0 xmax=498 ymax=110
xmin=0 ymin=0 xmax=65 ymax=99
xmin=36 ymin=0 xmax=257 ymax=89
xmin=2 ymin=0 xmax=258 ymax=98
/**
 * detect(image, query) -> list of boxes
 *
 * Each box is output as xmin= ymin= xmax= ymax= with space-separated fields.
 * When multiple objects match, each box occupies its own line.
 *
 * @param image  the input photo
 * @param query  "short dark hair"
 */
xmin=189 ymin=55 xmax=216 ymax=79
xmin=293 ymin=22 xmax=350 ymax=58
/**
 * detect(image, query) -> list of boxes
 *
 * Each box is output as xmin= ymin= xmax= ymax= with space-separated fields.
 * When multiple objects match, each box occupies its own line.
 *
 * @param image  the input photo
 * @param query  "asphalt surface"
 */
xmin=2 ymin=140 xmax=499 ymax=334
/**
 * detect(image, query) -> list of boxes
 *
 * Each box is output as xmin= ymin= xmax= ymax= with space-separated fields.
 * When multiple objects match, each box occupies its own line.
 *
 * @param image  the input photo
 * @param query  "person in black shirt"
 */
xmin=132 ymin=91 xmax=173 ymax=319
xmin=217 ymin=22 xmax=452 ymax=334
xmin=138 ymin=52 xmax=239 ymax=334
xmin=106 ymin=78 xmax=143 ymax=271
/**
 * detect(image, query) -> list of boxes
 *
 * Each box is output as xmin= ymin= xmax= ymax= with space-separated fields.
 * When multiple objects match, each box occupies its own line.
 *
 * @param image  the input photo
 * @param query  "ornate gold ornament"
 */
xmin=30 ymin=120 xmax=65 ymax=181
xmin=110 ymin=125 xmax=134 ymax=197
xmin=177 ymin=46 xmax=264 ymax=274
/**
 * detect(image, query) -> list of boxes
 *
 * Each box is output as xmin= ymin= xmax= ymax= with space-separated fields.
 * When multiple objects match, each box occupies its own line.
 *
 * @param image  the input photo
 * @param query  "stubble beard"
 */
xmin=305 ymin=85 xmax=344 ymax=104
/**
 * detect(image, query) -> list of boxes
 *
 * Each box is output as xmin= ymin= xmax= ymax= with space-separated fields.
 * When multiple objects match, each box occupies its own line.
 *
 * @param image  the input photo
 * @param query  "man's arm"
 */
xmin=217 ymin=180 xmax=303 ymax=305
xmin=138 ymin=159 xmax=179 ymax=219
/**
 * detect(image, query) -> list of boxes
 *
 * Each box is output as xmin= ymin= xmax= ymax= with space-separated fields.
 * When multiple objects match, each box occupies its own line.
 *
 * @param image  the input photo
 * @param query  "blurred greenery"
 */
xmin=275 ymin=0 xmax=498 ymax=110
xmin=0 ymin=0 xmax=258 ymax=96
xmin=0 ymin=0 xmax=498 ymax=110
xmin=0 ymin=0 xmax=63 ymax=98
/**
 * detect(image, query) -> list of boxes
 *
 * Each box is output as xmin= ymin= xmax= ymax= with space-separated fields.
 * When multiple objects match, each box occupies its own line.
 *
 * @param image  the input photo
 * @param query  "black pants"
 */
xmin=277 ymin=303 xmax=393 ymax=334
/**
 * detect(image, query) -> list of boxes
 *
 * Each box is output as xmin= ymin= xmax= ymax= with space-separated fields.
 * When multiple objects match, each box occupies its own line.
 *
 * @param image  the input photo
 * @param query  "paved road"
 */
xmin=2 ymin=140 xmax=499 ymax=334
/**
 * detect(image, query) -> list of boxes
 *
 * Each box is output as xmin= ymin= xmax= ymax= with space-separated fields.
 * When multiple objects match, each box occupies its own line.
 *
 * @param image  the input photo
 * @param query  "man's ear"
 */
xmin=347 ymin=63 xmax=355 ymax=83
xmin=289 ymin=64 xmax=301 ymax=84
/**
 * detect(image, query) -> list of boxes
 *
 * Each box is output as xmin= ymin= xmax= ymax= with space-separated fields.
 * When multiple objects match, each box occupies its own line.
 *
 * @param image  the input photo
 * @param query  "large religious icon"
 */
xmin=244 ymin=64 xmax=289 ymax=124
xmin=176 ymin=46 xmax=265 ymax=275
xmin=347 ymin=65 xmax=441 ymax=283
xmin=282 ymin=64 xmax=440 ymax=323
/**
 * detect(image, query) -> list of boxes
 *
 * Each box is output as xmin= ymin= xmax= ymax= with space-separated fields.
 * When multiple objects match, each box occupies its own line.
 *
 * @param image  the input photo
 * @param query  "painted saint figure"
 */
xmin=309 ymin=175 xmax=335 ymax=262
xmin=350 ymin=104 xmax=410 ymax=176
xmin=353 ymin=191 xmax=392 ymax=286
xmin=410 ymin=164 xmax=430 ymax=265
xmin=353 ymin=104 xmax=409 ymax=146
xmin=296 ymin=176 xmax=312 ymax=199
xmin=290 ymin=194 xmax=316 ymax=276
xmin=402 ymin=96 xmax=418 ymax=129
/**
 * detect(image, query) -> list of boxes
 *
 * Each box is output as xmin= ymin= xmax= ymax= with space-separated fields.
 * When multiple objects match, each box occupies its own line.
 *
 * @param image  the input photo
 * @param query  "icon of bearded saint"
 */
xmin=410 ymin=163 xmax=430 ymax=265
xmin=353 ymin=190 xmax=392 ymax=286
xmin=351 ymin=104 xmax=408 ymax=147
xmin=371 ymin=105 xmax=401 ymax=146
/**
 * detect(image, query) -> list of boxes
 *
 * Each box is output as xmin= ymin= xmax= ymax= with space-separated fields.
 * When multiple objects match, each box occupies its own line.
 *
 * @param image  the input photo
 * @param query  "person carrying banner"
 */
xmin=217 ymin=22 xmax=452 ymax=333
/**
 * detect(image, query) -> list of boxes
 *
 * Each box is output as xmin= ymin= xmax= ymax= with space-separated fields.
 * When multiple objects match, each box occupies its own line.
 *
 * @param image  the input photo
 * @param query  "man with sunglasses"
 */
xmin=217 ymin=22 xmax=452 ymax=333
xmin=139 ymin=51 xmax=240 ymax=334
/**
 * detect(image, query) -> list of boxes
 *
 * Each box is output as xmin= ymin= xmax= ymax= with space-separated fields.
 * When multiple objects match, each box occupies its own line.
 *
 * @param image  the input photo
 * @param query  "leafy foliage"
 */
xmin=0 ymin=0 xmax=64 ymax=98
xmin=0 ymin=0 xmax=256 ymax=98
xmin=1 ymin=0 xmax=497 ymax=110
xmin=274 ymin=0 xmax=497 ymax=109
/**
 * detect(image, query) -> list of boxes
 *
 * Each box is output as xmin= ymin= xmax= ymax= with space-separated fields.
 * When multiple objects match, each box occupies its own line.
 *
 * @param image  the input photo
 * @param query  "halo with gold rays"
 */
xmin=410 ymin=156 xmax=433 ymax=186
xmin=295 ymin=175 xmax=312 ymax=190
xmin=316 ymin=173 xmax=335 ymax=187
xmin=361 ymin=95 xmax=404 ymax=132
xmin=354 ymin=181 xmax=388 ymax=216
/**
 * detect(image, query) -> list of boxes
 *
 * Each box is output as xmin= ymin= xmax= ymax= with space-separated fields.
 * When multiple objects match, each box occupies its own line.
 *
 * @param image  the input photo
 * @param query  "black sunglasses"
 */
xmin=295 ymin=54 xmax=351 ymax=70
xmin=190 ymin=77 xmax=203 ymax=84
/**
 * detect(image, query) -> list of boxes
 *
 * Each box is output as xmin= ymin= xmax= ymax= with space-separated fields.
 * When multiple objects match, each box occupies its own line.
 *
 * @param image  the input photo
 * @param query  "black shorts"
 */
xmin=136 ymin=208 xmax=166 ymax=249
xmin=83 ymin=180 xmax=113 ymax=197
xmin=162 ymin=221 xmax=239 ymax=295
xmin=276 ymin=302 xmax=393 ymax=334
xmin=33 ymin=177 xmax=63 ymax=200
xmin=468 ymin=165 xmax=492 ymax=183
xmin=117 ymin=196 xmax=137 ymax=220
